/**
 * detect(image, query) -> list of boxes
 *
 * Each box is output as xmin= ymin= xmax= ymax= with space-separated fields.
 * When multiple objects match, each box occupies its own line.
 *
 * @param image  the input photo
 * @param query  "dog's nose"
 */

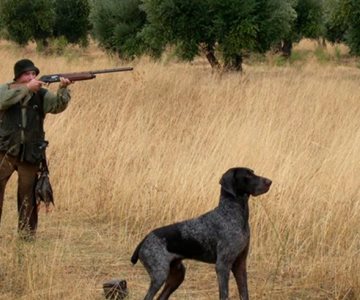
xmin=264 ymin=178 xmax=272 ymax=186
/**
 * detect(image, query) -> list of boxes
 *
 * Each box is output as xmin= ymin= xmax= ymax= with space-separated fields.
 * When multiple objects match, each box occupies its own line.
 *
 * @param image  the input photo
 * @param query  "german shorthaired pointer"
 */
xmin=131 ymin=167 xmax=272 ymax=300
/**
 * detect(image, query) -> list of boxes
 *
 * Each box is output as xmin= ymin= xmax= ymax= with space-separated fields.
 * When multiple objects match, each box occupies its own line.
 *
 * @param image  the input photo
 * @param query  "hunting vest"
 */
xmin=0 ymin=87 xmax=48 ymax=164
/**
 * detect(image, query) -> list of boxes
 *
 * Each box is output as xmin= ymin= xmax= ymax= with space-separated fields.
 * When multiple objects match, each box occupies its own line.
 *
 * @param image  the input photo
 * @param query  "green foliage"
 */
xmin=278 ymin=0 xmax=324 ymax=57
xmin=345 ymin=0 xmax=360 ymax=55
xmin=88 ymin=0 xmax=360 ymax=66
xmin=357 ymin=60 xmax=360 ymax=69
xmin=255 ymin=0 xmax=296 ymax=51
xmin=323 ymin=0 xmax=351 ymax=43
xmin=210 ymin=0 xmax=257 ymax=66
xmin=0 ymin=6 xmax=6 ymax=38
xmin=324 ymin=0 xmax=360 ymax=56
xmin=90 ymin=0 xmax=146 ymax=59
xmin=314 ymin=46 xmax=331 ymax=63
xmin=334 ymin=46 xmax=342 ymax=61
xmin=54 ymin=0 xmax=91 ymax=47
xmin=46 ymin=36 xmax=69 ymax=55
xmin=140 ymin=0 xmax=296 ymax=70
xmin=0 ymin=0 xmax=55 ymax=45
xmin=294 ymin=0 xmax=324 ymax=39
xmin=0 ymin=6 xmax=3 ymax=27
xmin=289 ymin=49 xmax=311 ymax=63
xmin=0 ymin=0 xmax=91 ymax=50
xmin=274 ymin=55 xmax=288 ymax=66
xmin=140 ymin=0 xmax=213 ymax=60
xmin=89 ymin=0 xmax=296 ymax=69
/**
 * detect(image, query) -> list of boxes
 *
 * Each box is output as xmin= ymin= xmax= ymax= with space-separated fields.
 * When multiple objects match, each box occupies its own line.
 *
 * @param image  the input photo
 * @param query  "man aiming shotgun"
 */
xmin=0 ymin=58 xmax=132 ymax=240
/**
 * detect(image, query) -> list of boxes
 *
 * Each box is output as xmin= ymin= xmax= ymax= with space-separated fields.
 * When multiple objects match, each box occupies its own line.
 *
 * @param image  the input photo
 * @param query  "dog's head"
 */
xmin=219 ymin=167 xmax=272 ymax=198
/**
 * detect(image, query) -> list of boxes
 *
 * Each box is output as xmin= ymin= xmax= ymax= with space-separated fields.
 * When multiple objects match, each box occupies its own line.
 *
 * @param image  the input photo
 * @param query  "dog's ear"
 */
xmin=219 ymin=168 xmax=237 ymax=196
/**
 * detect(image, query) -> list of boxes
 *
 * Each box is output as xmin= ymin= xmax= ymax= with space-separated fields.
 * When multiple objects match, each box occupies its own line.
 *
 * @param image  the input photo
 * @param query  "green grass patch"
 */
xmin=289 ymin=50 xmax=311 ymax=64
xmin=314 ymin=47 xmax=331 ymax=64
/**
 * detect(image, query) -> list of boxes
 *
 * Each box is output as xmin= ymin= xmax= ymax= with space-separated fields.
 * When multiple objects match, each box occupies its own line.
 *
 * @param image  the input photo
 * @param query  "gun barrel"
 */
xmin=90 ymin=67 xmax=133 ymax=75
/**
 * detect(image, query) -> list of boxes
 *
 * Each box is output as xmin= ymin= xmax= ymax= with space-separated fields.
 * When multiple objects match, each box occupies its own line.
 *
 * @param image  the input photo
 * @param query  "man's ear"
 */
xmin=219 ymin=168 xmax=237 ymax=197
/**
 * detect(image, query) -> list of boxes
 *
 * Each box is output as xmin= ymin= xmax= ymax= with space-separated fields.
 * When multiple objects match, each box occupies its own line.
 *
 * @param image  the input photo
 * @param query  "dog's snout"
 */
xmin=264 ymin=178 xmax=272 ymax=187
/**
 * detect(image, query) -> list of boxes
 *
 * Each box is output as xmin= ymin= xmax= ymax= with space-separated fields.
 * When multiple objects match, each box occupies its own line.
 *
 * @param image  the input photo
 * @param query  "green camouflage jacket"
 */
xmin=0 ymin=83 xmax=71 ymax=113
xmin=0 ymin=83 xmax=71 ymax=163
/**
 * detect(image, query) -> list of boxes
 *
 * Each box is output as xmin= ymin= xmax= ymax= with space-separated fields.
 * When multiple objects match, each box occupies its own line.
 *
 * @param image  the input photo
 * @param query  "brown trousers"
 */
xmin=0 ymin=152 xmax=39 ymax=237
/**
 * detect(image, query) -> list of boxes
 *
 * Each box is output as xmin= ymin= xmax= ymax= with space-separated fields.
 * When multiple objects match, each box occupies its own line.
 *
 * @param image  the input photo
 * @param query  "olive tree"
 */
xmin=89 ymin=0 xmax=295 ymax=70
xmin=279 ymin=0 xmax=324 ymax=57
xmin=140 ymin=0 xmax=295 ymax=70
xmin=324 ymin=0 xmax=360 ymax=55
xmin=90 ymin=0 xmax=147 ymax=59
xmin=0 ymin=0 xmax=54 ymax=47
xmin=54 ymin=0 xmax=91 ymax=46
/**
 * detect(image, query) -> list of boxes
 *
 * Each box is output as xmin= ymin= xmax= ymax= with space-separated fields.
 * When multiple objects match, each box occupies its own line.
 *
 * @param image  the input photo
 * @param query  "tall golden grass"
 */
xmin=0 ymin=40 xmax=359 ymax=299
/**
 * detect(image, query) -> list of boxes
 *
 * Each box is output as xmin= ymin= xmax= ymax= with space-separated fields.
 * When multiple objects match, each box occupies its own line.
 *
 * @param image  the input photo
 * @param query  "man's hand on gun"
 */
xmin=59 ymin=77 xmax=72 ymax=88
xmin=26 ymin=77 xmax=72 ymax=92
xmin=26 ymin=79 xmax=45 ymax=93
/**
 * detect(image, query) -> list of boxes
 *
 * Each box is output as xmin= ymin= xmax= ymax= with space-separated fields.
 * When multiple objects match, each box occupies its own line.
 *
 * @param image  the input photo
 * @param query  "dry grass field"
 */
xmin=0 ymin=40 xmax=359 ymax=299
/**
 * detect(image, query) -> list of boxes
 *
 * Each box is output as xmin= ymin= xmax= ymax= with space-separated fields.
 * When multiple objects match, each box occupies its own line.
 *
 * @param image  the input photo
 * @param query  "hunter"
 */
xmin=0 ymin=59 xmax=72 ymax=239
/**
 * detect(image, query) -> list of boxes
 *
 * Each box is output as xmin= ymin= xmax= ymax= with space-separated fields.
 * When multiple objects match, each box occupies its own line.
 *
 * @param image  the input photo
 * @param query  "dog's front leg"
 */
xmin=231 ymin=246 xmax=249 ymax=300
xmin=215 ymin=260 xmax=231 ymax=300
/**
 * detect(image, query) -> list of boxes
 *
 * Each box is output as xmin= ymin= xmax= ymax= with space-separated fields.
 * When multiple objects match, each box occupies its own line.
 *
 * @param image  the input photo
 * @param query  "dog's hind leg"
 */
xmin=144 ymin=269 xmax=168 ymax=300
xmin=142 ymin=257 xmax=171 ymax=300
xmin=156 ymin=259 xmax=186 ymax=300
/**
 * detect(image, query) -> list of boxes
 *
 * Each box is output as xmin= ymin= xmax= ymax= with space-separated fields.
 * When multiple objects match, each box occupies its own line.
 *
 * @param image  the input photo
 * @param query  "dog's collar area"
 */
xmin=237 ymin=193 xmax=249 ymax=201
xmin=220 ymin=188 xmax=236 ymax=199
xmin=219 ymin=192 xmax=249 ymax=205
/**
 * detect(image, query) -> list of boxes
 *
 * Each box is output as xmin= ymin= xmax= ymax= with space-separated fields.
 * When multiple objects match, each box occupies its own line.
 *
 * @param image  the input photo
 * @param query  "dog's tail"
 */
xmin=130 ymin=239 xmax=144 ymax=265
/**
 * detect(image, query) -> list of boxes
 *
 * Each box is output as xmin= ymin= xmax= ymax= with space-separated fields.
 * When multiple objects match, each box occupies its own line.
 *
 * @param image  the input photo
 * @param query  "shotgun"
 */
xmin=39 ymin=67 xmax=133 ymax=83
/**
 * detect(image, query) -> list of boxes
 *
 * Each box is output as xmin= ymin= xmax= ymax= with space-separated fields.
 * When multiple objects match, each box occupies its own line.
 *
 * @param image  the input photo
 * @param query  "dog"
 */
xmin=131 ymin=167 xmax=272 ymax=300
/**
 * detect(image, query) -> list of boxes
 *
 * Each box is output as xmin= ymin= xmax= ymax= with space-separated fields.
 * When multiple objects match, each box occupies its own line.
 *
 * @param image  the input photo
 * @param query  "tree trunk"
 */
xmin=224 ymin=54 xmax=243 ymax=72
xmin=273 ymin=41 xmax=283 ymax=54
xmin=281 ymin=39 xmax=293 ymax=58
xmin=201 ymin=44 xmax=221 ymax=69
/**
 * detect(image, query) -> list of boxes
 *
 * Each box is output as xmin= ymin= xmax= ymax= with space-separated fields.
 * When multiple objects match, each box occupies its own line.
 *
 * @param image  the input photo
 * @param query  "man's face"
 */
xmin=16 ymin=70 xmax=37 ymax=83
